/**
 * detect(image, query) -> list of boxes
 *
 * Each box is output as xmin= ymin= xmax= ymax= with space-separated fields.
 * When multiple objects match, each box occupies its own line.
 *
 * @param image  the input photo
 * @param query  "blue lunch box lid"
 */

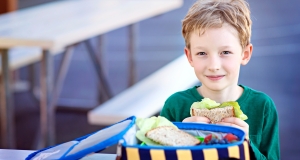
xmin=26 ymin=116 xmax=136 ymax=160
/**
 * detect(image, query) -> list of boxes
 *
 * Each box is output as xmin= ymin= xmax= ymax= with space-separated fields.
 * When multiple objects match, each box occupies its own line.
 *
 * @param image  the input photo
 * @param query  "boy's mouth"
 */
xmin=206 ymin=75 xmax=225 ymax=81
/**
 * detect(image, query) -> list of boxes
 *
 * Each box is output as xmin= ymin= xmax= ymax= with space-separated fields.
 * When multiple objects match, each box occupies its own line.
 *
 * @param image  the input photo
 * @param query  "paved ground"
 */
xmin=6 ymin=0 xmax=300 ymax=159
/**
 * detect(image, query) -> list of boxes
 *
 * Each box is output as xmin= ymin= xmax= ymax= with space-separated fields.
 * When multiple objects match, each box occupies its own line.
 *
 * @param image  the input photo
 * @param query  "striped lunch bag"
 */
xmin=118 ymin=118 xmax=253 ymax=160
xmin=26 ymin=116 xmax=254 ymax=160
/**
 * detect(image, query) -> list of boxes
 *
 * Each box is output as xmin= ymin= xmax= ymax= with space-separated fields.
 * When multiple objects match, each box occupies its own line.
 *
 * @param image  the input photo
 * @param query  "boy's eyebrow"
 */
xmin=219 ymin=45 xmax=234 ymax=49
xmin=193 ymin=46 xmax=204 ymax=49
xmin=193 ymin=46 xmax=206 ymax=50
xmin=193 ymin=45 xmax=233 ymax=50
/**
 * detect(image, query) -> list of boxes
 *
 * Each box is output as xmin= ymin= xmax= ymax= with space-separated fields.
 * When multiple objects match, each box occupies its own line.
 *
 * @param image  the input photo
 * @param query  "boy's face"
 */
xmin=185 ymin=24 xmax=252 ymax=92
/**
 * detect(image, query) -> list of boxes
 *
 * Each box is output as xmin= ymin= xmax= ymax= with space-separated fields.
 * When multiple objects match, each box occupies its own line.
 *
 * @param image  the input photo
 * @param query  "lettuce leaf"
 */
xmin=219 ymin=101 xmax=248 ymax=120
xmin=191 ymin=98 xmax=248 ymax=121
xmin=191 ymin=98 xmax=220 ymax=109
xmin=135 ymin=116 xmax=177 ymax=146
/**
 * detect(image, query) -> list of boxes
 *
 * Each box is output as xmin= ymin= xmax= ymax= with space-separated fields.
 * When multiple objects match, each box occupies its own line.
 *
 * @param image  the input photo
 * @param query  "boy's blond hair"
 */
xmin=182 ymin=0 xmax=252 ymax=49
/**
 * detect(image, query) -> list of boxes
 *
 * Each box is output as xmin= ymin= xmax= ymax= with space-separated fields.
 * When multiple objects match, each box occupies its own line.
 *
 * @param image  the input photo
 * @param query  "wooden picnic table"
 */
xmin=0 ymin=0 xmax=183 ymax=149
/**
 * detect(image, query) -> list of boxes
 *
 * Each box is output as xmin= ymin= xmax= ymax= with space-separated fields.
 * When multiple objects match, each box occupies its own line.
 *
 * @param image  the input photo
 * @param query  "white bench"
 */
xmin=0 ymin=47 xmax=43 ymax=92
xmin=0 ymin=47 xmax=63 ymax=92
xmin=88 ymin=55 xmax=199 ymax=125
xmin=0 ymin=47 xmax=41 ymax=73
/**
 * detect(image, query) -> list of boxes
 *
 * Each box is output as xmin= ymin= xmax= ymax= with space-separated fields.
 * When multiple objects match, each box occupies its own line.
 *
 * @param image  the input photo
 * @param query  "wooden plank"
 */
xmin=88 ymin=55 xmax=199 ymax=125
xmin=0 ymin=0 xmax=183 ymax=52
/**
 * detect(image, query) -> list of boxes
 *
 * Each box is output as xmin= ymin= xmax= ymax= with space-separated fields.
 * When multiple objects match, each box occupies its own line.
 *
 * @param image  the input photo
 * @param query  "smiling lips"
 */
xmin=206 ymin=75 xmax=225 ymax=81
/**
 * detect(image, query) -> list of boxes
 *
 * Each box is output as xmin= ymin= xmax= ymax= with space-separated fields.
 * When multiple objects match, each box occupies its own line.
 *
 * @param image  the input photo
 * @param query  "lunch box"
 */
xmin=26 ymin=116 xmax=254 ymax=160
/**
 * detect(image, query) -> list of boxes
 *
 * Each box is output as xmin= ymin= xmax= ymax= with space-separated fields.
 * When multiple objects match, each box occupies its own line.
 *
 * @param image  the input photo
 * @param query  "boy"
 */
xmin=160 ymin=0 xmax=280 ymax=159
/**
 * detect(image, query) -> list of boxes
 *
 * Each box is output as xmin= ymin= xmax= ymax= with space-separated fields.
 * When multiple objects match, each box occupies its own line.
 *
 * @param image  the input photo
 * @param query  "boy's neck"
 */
xmin=197 ymin=85 xmax=243 ymax=103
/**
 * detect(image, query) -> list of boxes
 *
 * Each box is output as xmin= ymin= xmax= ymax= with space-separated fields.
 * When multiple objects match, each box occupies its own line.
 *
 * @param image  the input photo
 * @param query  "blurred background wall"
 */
xmin=3 ymin=0 xmax=300 ymax=159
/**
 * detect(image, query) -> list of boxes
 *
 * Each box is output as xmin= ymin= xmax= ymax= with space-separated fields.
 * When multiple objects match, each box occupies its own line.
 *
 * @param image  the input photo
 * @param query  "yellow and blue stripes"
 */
xmin=121 ymin=140 xmax=250 ymax=160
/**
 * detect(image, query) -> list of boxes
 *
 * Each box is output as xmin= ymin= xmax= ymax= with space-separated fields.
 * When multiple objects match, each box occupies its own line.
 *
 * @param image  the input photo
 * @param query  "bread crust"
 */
xmin=145 ymin=126 xmax=200 ymax=146
xmin=191 ymin=106 xmax=235 ymax=123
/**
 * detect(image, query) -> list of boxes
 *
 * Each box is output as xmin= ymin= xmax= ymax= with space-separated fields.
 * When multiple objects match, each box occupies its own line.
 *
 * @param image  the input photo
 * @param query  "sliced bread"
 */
xmin=191 ymin=106 xmax=234 ymax=124
xmin=145 ymin=126 xmax=200 ymax=146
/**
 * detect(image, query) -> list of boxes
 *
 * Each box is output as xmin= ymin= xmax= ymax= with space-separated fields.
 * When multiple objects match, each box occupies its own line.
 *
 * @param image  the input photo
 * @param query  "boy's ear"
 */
xmin=241 ymin=43 xmax=253 ymax=65
xmin=184 ymin=47 xmax=193 ymax=66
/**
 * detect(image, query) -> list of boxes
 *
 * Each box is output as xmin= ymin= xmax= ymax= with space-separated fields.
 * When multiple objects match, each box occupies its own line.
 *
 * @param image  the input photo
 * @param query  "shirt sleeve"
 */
xmin=250 ymin=99 xmax=280 ymax=160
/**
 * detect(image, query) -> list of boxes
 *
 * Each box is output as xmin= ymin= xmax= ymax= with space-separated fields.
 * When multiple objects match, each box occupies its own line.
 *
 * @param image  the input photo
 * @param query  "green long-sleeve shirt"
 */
xmin=160 ymin=85 xmax=280 ymax=160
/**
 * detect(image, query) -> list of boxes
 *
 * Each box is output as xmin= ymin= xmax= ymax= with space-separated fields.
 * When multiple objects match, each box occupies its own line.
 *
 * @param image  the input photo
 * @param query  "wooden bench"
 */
xmin=0 ymin=47 xmax=41 ymax=73
xmin=88 ymin=55 xmax=199 ymax=125
xmin=0 ymin=47 xmax=42 ymax=93
xmin=0 ymin=47 xmax=63 ymax=92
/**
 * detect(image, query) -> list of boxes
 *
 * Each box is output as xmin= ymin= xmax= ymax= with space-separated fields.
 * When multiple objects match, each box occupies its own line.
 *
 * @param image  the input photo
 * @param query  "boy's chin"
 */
xmin=201 ymin=83 xmax=230 ymax=92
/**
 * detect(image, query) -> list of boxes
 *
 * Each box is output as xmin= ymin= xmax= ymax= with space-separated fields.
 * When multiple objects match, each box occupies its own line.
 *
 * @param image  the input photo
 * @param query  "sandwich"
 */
xmin=145 ymin=126 xmax=200 ymax=146
xmin=190 ymin=98 xmax=248 ymax=124
xmin=135 ymin=116 xmax=200 ymax=146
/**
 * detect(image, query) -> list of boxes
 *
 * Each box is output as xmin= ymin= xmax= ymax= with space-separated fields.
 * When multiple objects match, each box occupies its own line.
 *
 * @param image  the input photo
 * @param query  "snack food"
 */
xmin=190 ymin=98 xmax=248 ymax=123
xmin=202 ymin=133 xmax=239 ymax=145
xmin=145 ymin=126 xmax=200 ymax=146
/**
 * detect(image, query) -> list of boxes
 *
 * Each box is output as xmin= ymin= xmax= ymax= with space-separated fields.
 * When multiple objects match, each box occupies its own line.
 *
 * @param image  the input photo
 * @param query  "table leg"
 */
xmin=128 ymin=24 xmax=138 ymax=87
xmin=34 ymin=47 xmax=74 ymax=149
xmin=28 ymin=63 xmax=37 ymax=96
xmin=39 ymin=49 xmax=54 ymax=147
xmin=50 ymin=45 xmax=75 ymax=111
xmin=84 ymin=40 xmax=112 ymax=101
xmin=97 ymin=35 xmax=106 ymax=103
xmin=0 ymin=49 xmax=15 ymax=149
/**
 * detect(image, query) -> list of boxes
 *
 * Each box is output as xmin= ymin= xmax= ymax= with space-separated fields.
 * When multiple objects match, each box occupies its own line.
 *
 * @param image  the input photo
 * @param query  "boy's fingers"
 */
xmin=217 ymin=118 xmax=249 ymax=137
xmin=221 ymin=117 xmax=248 ymax=128
xmin=217 ymin=122 xmax=245 ymax=132
xmin=217 ymin=121 xmax=239 ymax=128
xmin=217 ymin=121 xmax=249 ymax=139
xmin=194 ymin=116 xmax=210 ymax=123
xmin=182 ymin=116 xmax=210 ymax=123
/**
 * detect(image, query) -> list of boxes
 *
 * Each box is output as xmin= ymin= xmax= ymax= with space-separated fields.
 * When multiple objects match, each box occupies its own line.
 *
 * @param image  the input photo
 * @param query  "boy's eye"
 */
xmin=197 ymin=52 xmax=206 ymax=55
xmin=221 ymin=51 xmax=231 ymax=55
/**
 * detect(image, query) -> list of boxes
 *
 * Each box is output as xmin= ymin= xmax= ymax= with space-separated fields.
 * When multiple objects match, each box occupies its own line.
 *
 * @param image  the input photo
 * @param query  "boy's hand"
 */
xmin=182 ymin=116 xmax=210 ymax=123
xmin=217 ymin=117 xmax=249 ymax=138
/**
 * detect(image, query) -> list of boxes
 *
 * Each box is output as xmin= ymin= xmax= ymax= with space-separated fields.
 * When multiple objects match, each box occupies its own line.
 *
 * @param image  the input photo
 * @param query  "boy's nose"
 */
xmin=208 ymin=56 xmax=221 ymax=71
